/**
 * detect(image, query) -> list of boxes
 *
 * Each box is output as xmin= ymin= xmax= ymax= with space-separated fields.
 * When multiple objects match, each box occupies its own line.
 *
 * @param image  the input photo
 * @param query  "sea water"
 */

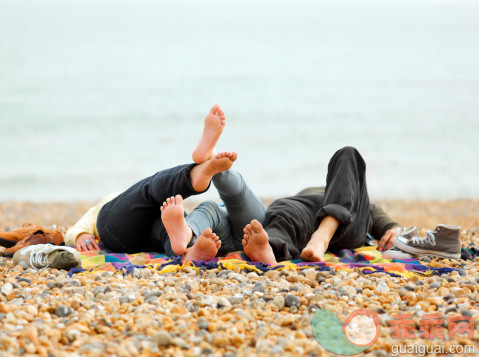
xmin=0 ymin=0 xmax=478 ymax=201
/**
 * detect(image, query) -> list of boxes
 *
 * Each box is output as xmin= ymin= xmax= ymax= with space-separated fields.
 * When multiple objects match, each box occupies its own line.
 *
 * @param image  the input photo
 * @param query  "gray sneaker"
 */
xmin=13 ymin=244 xmax=80 ymax=270
xmin=393 ymin=224 xmax=461 ymax=259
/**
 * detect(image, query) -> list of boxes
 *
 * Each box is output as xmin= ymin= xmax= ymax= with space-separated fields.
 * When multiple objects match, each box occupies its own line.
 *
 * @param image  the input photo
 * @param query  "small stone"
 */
xmin=444 ymin=294 xmax=456 ymax=303
xmin=228 ymin=296 xmax=243 ymax=305
xmin=212 ymin=335 xmax=229 ymax=348
xmin=445 ymin=306 xmax=457 ymax=314
xmin=461 ymin=310 xmax=473 ymax=317
xmin=153 ymin=331 xmax=172 ymax=346
xmin=1 ymin=283 xmax=13 ymax=296
xmin=140 ymin=269 xmax=152 ymax=279
xmin=144 ymin=291 xmax=162 ymax=300
xmin=16 ymin=277 xmax=31 ymax=284
xmin=252 ymin=282 xmax=265 ymax=294
xmin=55 ymin=305 xmax=72 ymax=317
xmin=284 ymin=294 xmax=300 ymax=308
xmin=371 ymin=306 xmax=387 ymax=314
xmin=376 ymin=281 xmax=390 ymax=293
xmin=426 ymin=297 xmax=443 ymax=306
xmin=429 ymin=281 xmax=441 ymax=289
xmin=404 ymin=285 xmax=416 ymax=292
xmin=217 ymin=297 xmax=231 ymax=309
xmin=273 ymin=295 xmax=285 ymax=310
xmin=197 ymin=318 xmax=209 ymax=330
xmin=437 ymin=287 xmax=450 ymax=296
xmin=229 ymin=273 xmax=246 ymax=283
xmin=289 ymin=306 xmax=298 ymax=313
xmin=119 ymin=294 xmax=135 ymax=304
xmin=452 ymin=288 xmax=466 ymax=297
xmin=338 ymin=285 xmax=356 ymax=297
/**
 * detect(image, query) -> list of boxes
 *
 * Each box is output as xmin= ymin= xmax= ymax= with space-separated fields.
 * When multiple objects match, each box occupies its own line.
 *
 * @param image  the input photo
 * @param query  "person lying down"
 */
xmin=65 ymin=104 xmax=443 ymax=265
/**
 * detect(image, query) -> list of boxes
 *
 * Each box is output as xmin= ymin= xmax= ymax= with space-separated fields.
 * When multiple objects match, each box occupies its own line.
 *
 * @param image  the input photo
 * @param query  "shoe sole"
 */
xmin=394 ymin=238 xmax=460 ymax=259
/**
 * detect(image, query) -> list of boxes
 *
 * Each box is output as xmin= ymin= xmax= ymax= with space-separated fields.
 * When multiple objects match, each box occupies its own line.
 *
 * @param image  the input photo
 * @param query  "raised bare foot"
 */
xmin=183 ymin=228 xmax=221 ymax=262
xmin=190 ymin=151 xmax=237 ymax=192
xmin=300 ymin=236 xmax=328 ymax=262
xmin=242 ymin=219 xmax=277 ymax=265
xmin=192 ymin=104 xmax=226 ymax=164
xmin=160 ymin=195 xmax=193 ymax=256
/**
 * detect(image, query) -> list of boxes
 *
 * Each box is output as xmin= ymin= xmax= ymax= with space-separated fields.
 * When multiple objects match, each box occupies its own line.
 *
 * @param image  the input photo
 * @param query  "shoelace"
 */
xmin=410 ymin=230 xmax=436 ymax=246
xmin=29 ymin=245 xmax=53 ymax=270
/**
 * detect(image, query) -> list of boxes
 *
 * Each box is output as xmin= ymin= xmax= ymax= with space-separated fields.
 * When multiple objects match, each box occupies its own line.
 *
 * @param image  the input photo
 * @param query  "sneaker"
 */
xmin=13 ymin=244 xmax=80 ymax=270
xmin=397 ymin=226 xmax=417 ymax=239
xmin=393 ymin=224 xmax=461 ymax=259
xmin=382 ymin=246 xmax=414 ymax=260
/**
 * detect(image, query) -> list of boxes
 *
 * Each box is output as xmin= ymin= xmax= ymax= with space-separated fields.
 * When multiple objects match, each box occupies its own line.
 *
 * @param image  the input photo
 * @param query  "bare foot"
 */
xmin=192 ymin=104 xmax=226 ymax=164
xmin=183 ymin=228 xmax=221 ymax=262
xmin=160 ymin=195 xmax=193 ymax=256
xmin=242 ymin=219 xmax=277 ymax=265
xmin=190 ymin=151 xmax=237 ymax=192
xmin=300 ymin=236 xmax=328 ymax=262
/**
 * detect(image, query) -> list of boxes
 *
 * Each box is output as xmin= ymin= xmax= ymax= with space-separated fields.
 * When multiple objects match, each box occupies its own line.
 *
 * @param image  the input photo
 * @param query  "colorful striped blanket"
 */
xmin=69 ymin=246 xmax=459 ymax=277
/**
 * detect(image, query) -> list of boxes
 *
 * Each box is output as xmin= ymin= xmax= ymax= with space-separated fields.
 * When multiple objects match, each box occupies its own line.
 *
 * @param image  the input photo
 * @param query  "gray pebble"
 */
xmin=461 ymin=309 xmax=473 ymax=317
xmin=338 ymin=285 xmax=356 ymax=297
xmin=55 ymin=305 xmax=73 ymax=317
xmin=228 ymin=296 xmax=243 ymax=305
xmin=429 ymin=281 xmax=441 ymax=289
xmin=444 ymin=294 xmax=456 ymax=303
xmin=144 ymin=291 xmax=162 ymax=300
xmin=284 ymin=293 xmax=300 ymax=308
xmin=119 ymin=294 xmax=135 ymax=304
xmin=252 ymin=282 xmax=265 ymax=294
xmin=16 ymin=277 xmax=31 ymax=283
xmin=445 ymin=306 xmax=457 ymax=314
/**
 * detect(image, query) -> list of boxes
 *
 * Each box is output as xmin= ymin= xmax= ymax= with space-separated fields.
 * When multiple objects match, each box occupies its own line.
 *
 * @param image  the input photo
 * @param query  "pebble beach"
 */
xmin=1 ymin=199 xmax=478 ymax=356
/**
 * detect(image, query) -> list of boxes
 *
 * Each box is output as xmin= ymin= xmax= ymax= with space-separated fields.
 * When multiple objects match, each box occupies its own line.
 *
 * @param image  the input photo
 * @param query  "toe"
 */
xmin=211 ymin=104 xmax=220 ymax=114
xmin=202 ymin=228 xmax=213 ymax=236
xmin=251 ymin=219 xmax=262 ymax=232
xmin=175 ymin=194 xmax=183 ymax=205
xmin=160 ymin=206 xmax=165 ymax=212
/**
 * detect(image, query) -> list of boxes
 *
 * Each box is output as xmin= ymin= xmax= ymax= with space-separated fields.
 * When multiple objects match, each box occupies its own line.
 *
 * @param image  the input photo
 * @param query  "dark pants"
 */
xmin=97 ymin=164 xmax=204 ymax=255
xmin=264 ymin=146 xmax=371 ymax=260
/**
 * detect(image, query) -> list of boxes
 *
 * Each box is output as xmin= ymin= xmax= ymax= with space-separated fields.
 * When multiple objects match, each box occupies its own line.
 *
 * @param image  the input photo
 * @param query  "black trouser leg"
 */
xmin=316 ymin=146 xmax=371 ymax=251
xmin=263 ymin=146 xmax=371 ymax=260
xmin=97 ymin=163 xmax=205 ymax=253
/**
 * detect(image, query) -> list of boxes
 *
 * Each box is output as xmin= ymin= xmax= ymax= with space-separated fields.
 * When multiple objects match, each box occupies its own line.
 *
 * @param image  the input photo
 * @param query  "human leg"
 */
xmin=184 ymin=201 xmax=236 ymax=255
xmin=212 ymin=165 xmax=267 ymax=250
xmin=158 ymin=152 xmax=237 ymax=255
xmin=97 ymin=163 xmax=200 ymax=253
xmin=192 ymin=104 xmax=226 ymax=163
xmin=301 ymin=146 xmax=371 ymax=261
xmin=243 ymin=195 xmax=321 ymax=263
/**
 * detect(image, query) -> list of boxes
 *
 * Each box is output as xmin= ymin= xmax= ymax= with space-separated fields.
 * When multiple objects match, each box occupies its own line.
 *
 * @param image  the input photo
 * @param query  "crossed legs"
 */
xmin=243 ymin=146 xmax=371 ymax=265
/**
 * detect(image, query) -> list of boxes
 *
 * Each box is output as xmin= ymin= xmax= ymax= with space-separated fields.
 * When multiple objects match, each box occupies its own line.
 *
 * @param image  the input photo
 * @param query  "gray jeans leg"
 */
xmin=185 ymin=201 xmax=235 ymax=255
xmin=212 ymin=169 xmax=267 ymax=250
